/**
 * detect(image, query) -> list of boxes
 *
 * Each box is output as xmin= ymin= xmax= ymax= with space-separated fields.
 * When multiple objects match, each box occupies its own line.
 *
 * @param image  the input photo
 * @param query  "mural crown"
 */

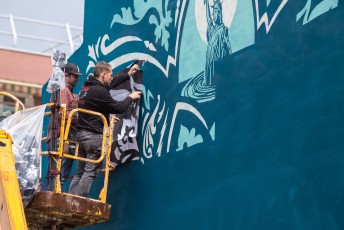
xmin=211 ymin=0 xmax=223 ymax=11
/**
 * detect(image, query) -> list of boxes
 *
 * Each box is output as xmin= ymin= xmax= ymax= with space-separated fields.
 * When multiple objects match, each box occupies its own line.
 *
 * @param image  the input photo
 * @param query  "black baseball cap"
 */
xmin=62 ymin=63 xmax=84 ymax=76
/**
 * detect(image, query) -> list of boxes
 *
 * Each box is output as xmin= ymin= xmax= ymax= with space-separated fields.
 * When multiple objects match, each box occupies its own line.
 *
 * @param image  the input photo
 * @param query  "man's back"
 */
xmin=77 ymin=76 xmax=133 ymax=133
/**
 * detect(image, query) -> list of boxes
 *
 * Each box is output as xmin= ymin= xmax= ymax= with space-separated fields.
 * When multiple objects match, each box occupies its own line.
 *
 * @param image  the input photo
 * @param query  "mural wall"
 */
xmin=43 ymin=0 xmax=344 ymax=229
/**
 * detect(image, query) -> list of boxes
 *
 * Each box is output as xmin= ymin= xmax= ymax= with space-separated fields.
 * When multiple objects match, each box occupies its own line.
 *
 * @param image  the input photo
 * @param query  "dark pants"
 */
xmin=68 ymin=130 xmax=103 ymax=197
xmin=41 ymin=128 xmax=76 ymax=191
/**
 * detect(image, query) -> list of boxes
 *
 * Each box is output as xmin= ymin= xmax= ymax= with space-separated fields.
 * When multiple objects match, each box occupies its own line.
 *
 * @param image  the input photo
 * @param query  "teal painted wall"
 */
xmin=42 ymin=0 xmax=344 ymax=229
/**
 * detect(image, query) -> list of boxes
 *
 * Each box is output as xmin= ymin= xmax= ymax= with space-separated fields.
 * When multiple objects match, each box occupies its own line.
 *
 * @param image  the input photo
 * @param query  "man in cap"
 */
xmin=41 ymin=63 xmax=83 ymax=191
xmin=68 ymin=61 xmax=141 ymax=197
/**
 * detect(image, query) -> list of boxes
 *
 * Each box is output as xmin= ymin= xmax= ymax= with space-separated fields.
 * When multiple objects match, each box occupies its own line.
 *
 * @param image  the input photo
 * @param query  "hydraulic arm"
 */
xmin=0 ymin=130 xmax=28 ymax=230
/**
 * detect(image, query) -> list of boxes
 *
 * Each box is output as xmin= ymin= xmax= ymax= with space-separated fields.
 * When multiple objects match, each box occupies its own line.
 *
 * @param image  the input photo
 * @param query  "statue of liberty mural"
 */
xmin=204 ymin=0 xmax=232 ymax=86
xmin=181 ymin=0 xmax=233 ymax=102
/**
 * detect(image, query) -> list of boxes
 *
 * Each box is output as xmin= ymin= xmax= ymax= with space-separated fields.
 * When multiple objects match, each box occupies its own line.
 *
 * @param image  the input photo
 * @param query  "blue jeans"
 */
xmin=68 ymin=130 xmax=103 ymax=197
xmin=41 ymin=129 xmax=76 ymax=191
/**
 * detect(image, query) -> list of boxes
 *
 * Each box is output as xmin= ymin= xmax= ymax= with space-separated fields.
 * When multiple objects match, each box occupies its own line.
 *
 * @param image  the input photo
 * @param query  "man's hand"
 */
xmin=129 ymin=91 xmax=142 ymax=100
xmin=128 ymin=64 xmax=140 ymax=77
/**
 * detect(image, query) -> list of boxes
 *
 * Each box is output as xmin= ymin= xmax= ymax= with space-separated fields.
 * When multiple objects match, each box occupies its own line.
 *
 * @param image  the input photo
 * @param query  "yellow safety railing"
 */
xmin=63 ymin=108 xmax=109 ymax=164
xmin=0 ymin=91 xmax=25 ymax=113
xmin=41 ymin=106 xmax=118 ymax=203
xmin=62 ymin=108 xmax=118 ymax=203
xmin=99 ymin=115 xmax=117 ymax=203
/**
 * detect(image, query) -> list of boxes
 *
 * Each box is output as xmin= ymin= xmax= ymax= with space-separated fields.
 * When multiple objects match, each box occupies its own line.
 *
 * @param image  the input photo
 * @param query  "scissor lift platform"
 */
xmin=0 ymin=93 xmax=117 ymax=230
xmin=25 ymin=192 xmax=111 ymax=229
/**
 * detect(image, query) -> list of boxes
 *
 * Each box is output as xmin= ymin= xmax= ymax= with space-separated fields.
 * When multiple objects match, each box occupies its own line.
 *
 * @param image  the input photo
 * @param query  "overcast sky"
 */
xmin=0 ymin=0 xmax=85 ymax=56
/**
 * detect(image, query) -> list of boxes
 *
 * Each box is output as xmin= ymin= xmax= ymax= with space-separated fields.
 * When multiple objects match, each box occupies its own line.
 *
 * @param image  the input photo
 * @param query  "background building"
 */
xmin=0 ymin=9 xmax=83 ymax=113
xmin=0 ymin=49 xmax=50 ymax=112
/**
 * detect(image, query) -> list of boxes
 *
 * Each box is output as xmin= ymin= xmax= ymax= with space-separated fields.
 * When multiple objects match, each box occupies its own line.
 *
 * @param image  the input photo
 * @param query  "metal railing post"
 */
xmin=9 ymin=14 xmax=17 ymax=46
xmin=0 ymin=14 xmax=83 ymax=55
xmin=65 ymin=23 xmax=74 ymax=53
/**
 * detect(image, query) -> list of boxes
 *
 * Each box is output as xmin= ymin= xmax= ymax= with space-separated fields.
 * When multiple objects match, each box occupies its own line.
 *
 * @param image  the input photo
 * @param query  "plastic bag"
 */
xmin=46 ymin=50 xmax=67 ymax=93
xmin=0 ymin=104 xmax=46 ymax=207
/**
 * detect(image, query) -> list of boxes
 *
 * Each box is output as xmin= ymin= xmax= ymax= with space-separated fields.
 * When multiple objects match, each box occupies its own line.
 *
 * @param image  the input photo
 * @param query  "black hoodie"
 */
xmin=77 ymin=75 xmax=133 ymax=134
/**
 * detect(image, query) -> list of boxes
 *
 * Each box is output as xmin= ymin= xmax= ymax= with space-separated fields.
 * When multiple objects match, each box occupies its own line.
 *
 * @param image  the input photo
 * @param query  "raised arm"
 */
xmin=110 ymin=64 xmax=140 ymax=89
xmin=205 ymin=0 xmax=212 ymax=26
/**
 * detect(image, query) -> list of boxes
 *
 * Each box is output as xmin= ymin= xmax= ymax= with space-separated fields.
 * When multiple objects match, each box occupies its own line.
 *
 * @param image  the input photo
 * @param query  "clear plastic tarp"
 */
xmin=0 ymin=105 xmax=46 ymax=207
xmin=46 ymin=50 xmax=67 ymax=93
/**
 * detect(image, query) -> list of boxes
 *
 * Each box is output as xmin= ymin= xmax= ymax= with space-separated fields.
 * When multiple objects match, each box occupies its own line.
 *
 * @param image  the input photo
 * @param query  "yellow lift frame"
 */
xmin=0 ymin=92 xmax=119 ymax=229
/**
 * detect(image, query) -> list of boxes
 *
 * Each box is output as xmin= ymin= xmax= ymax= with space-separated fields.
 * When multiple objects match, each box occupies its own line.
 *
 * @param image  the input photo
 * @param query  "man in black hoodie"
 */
xmin=69 ymin=61 xmax=141 ymax=197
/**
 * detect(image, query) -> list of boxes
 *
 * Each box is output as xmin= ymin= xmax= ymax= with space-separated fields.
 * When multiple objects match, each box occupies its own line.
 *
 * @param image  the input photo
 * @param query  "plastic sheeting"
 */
xmin=0 ymin=105 xmax=46 ymax=207
xmin=46 ymin=50 xmax=66 ymax=93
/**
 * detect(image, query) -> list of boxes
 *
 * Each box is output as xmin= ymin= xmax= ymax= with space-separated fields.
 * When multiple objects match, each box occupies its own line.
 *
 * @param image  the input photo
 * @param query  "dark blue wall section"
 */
xmin=41 ymin=0 xmax=344 ymax=229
